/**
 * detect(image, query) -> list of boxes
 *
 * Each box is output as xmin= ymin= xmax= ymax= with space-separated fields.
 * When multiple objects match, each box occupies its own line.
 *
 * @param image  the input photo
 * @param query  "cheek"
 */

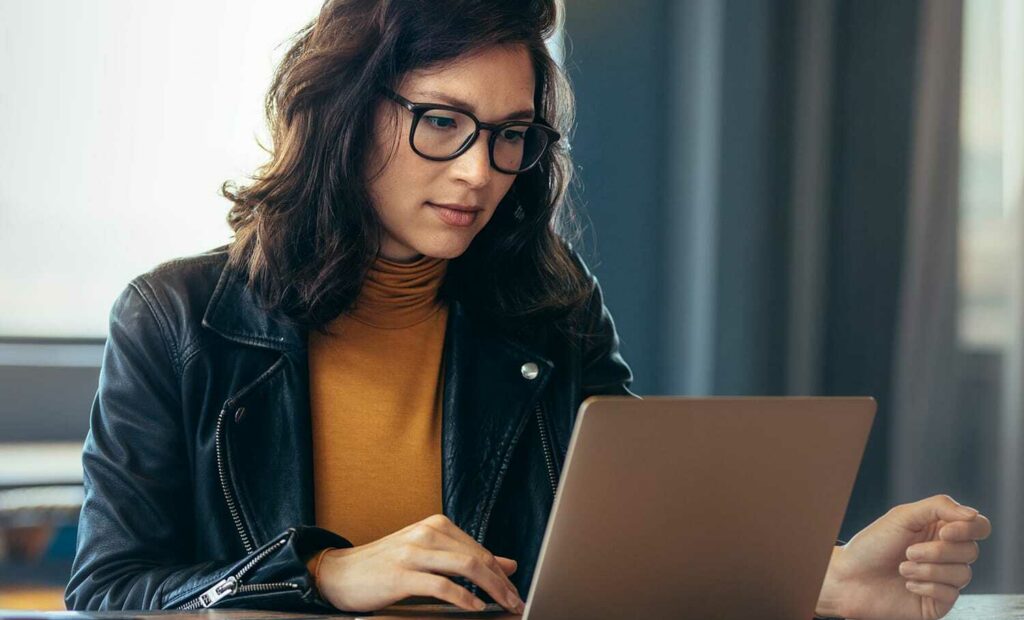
xmin=381 ymin=153 xmax=437 ymax=213
xmin=368 ymin=145 xmax=430 ymax=218
xmin=491 ymin=178 xmax=517 ymax=210
xmin=367 ymin=110 xmax=422 ymax=199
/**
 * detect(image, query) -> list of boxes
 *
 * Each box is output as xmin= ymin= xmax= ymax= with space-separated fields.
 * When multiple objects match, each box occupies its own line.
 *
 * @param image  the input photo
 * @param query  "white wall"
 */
xmin=0 ymin=1 xmax=324 ymax=338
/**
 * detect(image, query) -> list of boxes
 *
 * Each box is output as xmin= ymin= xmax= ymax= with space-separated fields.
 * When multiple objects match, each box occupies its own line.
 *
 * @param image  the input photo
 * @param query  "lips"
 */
xmin=427 ymin=202 xmax=481 ymax=227
xmin=429 ymin=202 xmax=482 ymax=212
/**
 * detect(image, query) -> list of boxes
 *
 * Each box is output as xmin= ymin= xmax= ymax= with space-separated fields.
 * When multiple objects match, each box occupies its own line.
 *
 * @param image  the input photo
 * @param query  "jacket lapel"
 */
xmin=441 ymin=300 xmax=553 ymax=541
xmin=202 ymin=263 xmax=315 ymax=545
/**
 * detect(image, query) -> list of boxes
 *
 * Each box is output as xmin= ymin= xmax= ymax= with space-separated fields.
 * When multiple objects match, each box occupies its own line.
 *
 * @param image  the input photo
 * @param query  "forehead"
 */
xmin=401 ymin=44 xmax=536 ymax=118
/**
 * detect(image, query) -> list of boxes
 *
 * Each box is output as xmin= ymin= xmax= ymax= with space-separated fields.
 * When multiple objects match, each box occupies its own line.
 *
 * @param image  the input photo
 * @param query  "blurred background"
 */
xmin=0 ymin=0 xmax=1020 ymax=609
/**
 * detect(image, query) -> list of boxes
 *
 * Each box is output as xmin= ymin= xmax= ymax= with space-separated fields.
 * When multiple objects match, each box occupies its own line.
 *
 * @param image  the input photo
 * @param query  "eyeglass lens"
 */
xmin=414 ymin=109 xmax=550 ymax=173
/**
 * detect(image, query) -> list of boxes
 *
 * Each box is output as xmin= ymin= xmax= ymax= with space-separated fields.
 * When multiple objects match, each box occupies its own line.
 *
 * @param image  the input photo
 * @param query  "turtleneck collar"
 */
xmin=345 ymin=254 xmax=448 ymax=329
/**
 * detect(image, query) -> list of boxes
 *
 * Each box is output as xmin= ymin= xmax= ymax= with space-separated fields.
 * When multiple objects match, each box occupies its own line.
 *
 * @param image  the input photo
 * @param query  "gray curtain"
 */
xmin=997 ymin=0 xmax=1024 ymax=591
xmin=567 ymin=0 xmax=1012 ymax=592
xmin=890 ymin=0 xmax=1024 ymax=591
xmin=1002 ymin=158 xmax=1024 ymax=587
xmin=889 ymin=0 xmax=966 ymax=536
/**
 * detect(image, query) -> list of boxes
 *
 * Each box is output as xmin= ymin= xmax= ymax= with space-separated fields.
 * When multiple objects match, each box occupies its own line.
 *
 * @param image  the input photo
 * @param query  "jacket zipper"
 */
xmin=177 ymin=357 xmax=297 ymax=610
xmin=534 ymin=402 xmax=560 ymax=497
xmin=213 ymin=354 xmax=289 ymax=556
xmin=466 ymin=399 xmax=556 ymax=600
xmin=475 ymin=400 xmax=559 ymax=549
xmin=176 ymin=537 xmax=299 ymax=610
xmin=216 ymin=401 xmax=256 ymax=554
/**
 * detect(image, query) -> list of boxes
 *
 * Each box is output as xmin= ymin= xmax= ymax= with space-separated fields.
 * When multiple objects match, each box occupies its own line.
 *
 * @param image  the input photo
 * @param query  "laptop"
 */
xmin=520 ymin=396 xmax=876 ymax=619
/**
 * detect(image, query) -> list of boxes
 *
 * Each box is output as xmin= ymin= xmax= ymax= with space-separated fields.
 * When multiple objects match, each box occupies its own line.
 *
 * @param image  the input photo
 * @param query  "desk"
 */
xmin=1 ymin=596 xmax=1022 ymax=619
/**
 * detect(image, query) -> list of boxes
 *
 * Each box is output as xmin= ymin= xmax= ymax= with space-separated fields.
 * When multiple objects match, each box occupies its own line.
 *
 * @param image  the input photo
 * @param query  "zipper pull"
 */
xmin=196 ymin=575 xmax=239 ymax=608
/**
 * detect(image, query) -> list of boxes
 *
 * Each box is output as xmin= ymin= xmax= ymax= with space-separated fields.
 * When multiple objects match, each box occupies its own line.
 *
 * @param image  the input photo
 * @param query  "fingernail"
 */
xmin=957 ymin=506 xmax=978 ymax=518
xmin=906 ymin=580 xmax=923 ymax=592
xmin=474 ymin=598 xmax=487 ymax=611
xmin=907 ymin=548 xmax=923 ymax=561
xmin=508 ymin=592 xmax=524 ymax=612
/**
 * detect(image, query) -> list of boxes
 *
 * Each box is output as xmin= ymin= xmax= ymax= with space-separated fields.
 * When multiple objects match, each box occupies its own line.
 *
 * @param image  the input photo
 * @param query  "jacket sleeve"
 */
xmin=574 ymin=254 xmax=638 ymax=399
xmin=64 ymin=281 xmax=351 ymax=611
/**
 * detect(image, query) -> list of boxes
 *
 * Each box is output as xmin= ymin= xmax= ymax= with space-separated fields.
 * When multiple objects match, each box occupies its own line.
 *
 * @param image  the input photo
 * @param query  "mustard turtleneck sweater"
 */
xmin=307 ymin=254 xmax=449 ymax=548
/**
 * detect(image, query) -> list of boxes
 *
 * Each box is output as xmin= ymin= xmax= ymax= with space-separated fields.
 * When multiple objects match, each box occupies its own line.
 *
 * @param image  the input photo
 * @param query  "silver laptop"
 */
xmin=521 ymin=396 xmax=876 ymax=619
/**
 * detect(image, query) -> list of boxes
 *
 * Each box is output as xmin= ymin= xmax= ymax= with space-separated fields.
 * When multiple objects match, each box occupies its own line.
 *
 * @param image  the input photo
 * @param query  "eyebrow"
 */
xmin=413 ymin=90 xmax=536 ymax=122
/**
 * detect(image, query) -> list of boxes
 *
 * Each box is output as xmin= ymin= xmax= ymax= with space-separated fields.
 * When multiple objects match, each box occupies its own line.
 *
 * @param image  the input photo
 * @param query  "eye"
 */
xmin=499 ymin=128 xmax=526 ymax=142
xmin=424 ymin=114 xmax=458 ymax=130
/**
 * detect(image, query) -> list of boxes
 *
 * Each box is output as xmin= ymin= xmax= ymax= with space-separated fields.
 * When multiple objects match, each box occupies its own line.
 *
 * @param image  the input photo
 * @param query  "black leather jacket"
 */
xmin=64 ymin=245 xmax=634 ymax=611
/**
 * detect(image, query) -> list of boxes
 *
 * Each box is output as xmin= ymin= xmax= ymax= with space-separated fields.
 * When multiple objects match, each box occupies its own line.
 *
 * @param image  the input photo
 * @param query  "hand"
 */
xmin=314 ymin=514 xmax=524 ymax=614
xmin=817 ymin=494 xmax=992 ymax=620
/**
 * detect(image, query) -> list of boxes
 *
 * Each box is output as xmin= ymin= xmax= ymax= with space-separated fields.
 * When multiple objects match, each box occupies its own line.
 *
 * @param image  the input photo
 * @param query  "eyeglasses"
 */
xmin=383 ymin=88 xmax=561 ymax=175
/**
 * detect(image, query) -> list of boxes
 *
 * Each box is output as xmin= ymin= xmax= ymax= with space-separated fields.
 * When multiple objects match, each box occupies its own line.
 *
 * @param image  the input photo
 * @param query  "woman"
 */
xmin=65 ymin=0 xmax=990 ymax=617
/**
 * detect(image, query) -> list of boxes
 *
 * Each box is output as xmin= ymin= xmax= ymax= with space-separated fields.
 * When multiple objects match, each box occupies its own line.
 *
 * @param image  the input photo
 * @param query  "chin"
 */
xmin=430 ymin=222 xmax=495 ymax=258
xmin=422 ymin=244 xmax=472 ymax=260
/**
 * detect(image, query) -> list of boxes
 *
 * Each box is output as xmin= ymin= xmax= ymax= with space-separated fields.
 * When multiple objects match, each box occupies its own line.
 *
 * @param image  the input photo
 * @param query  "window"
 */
xmin=0 ymin=1 xmax=324 ymax=338
xmin=958 ymin=0 xmax=1022 ymax=350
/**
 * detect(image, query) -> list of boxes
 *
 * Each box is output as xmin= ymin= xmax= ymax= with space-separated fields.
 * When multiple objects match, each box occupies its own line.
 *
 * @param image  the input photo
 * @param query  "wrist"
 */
xmin=307 ymin=547 xmax=339 ymax=591
xmin=815 ymin=545 xmax=847 ymax=619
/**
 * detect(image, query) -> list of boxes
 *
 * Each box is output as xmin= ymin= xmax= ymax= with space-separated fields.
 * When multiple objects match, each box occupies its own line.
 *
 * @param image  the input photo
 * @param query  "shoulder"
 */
xmin=124 ymin=245 xmax=229 ymax=324
xmin=110 ymin=245 xmax=231 ymax=370
xmin=562 ymin=240 xmax=600 ymax=289
xmin=558 ymin=239 xmax=609 ymax=323
xmin=129 ymin=245 xmax=229 ymax=307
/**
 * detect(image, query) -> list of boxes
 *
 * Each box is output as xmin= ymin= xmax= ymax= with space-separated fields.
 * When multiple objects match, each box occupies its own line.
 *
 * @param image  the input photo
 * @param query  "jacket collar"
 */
xmin=200 ymin=256 xmax=553 ymax=363
xmin=202 ymin=260 xmax=307 ymax=352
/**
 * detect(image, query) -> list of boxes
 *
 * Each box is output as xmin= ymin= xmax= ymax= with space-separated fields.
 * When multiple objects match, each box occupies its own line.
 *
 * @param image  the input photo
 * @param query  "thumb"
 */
xmin=890 ymin=495 xmax=978 ymax=531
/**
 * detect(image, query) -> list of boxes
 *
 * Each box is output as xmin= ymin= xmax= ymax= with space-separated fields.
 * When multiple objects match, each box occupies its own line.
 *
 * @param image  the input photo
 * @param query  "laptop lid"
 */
xmin=523 ymin=396 xmax=876 ymax=620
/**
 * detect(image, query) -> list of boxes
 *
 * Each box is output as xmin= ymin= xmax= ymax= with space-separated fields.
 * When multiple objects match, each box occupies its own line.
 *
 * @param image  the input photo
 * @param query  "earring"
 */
xmin=513 ymin=203 xmax=526 ymax=222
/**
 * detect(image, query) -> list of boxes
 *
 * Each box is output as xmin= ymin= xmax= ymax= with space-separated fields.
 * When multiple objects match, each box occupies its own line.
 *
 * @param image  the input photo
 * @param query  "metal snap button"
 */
xmin=521 ymin=362 xmax=539 ymax=380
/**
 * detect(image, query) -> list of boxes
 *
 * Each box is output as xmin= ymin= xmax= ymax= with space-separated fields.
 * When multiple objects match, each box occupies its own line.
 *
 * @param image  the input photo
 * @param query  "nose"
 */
xmin=449 ymin=132 xmax=493 ymax=189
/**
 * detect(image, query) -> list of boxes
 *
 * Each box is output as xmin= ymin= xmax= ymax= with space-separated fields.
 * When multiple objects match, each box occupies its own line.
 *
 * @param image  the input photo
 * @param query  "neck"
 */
xmin=378 ymin=237 xmax=424 ymax=264
xmin=379 ymin=251 xmax=425 ymax=264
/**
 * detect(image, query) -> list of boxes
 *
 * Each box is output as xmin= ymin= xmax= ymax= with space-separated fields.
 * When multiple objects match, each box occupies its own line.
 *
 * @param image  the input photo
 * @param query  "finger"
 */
xmin=423 ymin=514 xmax=510 ymax=567
xmin=407 ymin=519 xmax=520 ymax=598
xmin=905 ymin=580 xmax=961 ymax=606
xmin=420 ymin=522 xmax=519 ymax=596
xmin=899 ymin=561 xmax=972 ymax=589
xmin=939 ymin=514 xmax=992 ymax=542
xmin=890 ymin=495 xmax=979 ymax=532
xmin=400 ymin=570 xmax=488 ymax=612
xmin=496 ymin=556 xmax=519 ymax=575
xmin=907 ymin=540 xmax=979 ymax=564
xmin=420 ymin=515 xmax=520 ymax=589
xmin=405 ymin=548 xmax=522 ymax=613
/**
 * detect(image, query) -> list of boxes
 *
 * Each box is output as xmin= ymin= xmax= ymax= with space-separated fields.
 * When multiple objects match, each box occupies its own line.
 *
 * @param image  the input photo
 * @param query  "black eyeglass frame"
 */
xmin=383 ymin=88 xmax=561 ymax=175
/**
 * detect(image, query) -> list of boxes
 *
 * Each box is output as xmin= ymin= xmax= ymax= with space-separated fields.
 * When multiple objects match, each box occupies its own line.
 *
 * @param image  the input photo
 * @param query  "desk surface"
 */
xmin=1 ymin=596 xmax=1022 ymax=619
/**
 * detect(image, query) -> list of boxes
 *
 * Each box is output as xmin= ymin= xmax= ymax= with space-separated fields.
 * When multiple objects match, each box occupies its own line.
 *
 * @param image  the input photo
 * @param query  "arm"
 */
xmin=64 ymin=282 xmax=350 ymax=611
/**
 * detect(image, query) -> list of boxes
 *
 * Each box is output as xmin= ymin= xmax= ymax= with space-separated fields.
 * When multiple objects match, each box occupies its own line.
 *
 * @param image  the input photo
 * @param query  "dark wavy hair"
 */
xmin=223 ymin=0 xmax=592 ymax=338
